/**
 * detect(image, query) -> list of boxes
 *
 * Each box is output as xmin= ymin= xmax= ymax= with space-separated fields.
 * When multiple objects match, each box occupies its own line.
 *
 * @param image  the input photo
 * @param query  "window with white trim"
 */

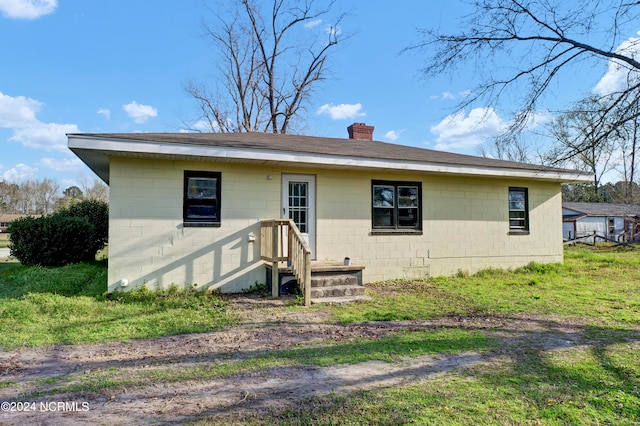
xmin=372 ymin=180 xmax=422 ymax=233
xmin=183 ymin=171 xmax=221 ymax=227
xmin=508 ymin=187 xmax=529 ymax=233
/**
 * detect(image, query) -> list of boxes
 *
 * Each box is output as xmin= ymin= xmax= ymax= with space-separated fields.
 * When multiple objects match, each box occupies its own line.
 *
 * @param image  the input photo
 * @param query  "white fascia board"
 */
xmin=68 ymin=135 xmax=592 ymax=182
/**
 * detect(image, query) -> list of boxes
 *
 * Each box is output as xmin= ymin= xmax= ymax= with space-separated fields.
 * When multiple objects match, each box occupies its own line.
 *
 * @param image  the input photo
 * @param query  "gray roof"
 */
xmin=563 ymin=202 xmax=640 ymax=217
xmin=68 ymin=131 xmax=592 ymax=183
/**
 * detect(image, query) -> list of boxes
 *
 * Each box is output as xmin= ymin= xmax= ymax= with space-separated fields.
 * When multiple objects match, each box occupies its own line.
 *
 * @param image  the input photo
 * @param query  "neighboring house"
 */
xmin=562 ymin=202 xmax=640 ymax=242
xmin=68 ymin=124 xmax=591 ymax=296
xmin=0 ymin=214 xmax=33 ymax=233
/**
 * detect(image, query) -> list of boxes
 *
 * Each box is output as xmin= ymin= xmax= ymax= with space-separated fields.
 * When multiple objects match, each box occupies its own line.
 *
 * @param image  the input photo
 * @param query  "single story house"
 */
xmin=0 ymin=213 xmax=34 ymax=233
xmin=562 ymin=202 xmax=640 ymax=242
xmin=68 ymin=123 xmax=591 ymax=298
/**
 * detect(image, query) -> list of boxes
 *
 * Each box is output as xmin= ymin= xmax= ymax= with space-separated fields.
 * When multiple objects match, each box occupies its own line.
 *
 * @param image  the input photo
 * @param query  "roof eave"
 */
xmin=68 ymin=135 xmax=593 ymax=183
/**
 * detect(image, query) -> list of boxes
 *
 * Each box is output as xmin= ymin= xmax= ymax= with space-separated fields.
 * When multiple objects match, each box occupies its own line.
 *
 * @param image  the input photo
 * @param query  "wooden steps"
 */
xmin=309 ymin=271 xmax=368 ymax=304
xmin=266 ymin=261 xmax=369 ymax=304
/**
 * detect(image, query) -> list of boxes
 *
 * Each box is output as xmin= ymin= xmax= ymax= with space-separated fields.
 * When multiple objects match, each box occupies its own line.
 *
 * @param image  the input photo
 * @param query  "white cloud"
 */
xmin=304 ymin=19 xmax=322 ymax=29
xmin=10 ymin=122 xmax=79 ymax=152
xmin=327 ymin=25 xmax=341 ymax=37
xmin=522 ymin=110 xmax=553 ymax=130
xmin=97 ymin=108 xmax=111 ymax=120
xmin=594 ymin=36 xmax=640 ymax=96
xmin=179 ymin=120 xmax=215 ymax=133
xmin=123 ymin=101 xmax=158 ymax=124
xmin=39 ymin=156 xmax=84 ymax=172
xmin=430 ymin=107 xmax=507 ymax=150
xmin=0 ymin=91 xmax=41 ymax=127
xmin=2 ymin=163 xmax=37 ymax=182
xmin=317 ymin=103 xmax=365 ymax=120
xmin=0 ymin=0 xmax=57 ymax=19
xmin=384 ymin=129 xmax=403 ymax=142
xmin=430 ymin=91 xmax=471 ymax=101
xmin=59 ymin=178 xmax=78 ymax=190
xmin=0 ymin=91 xmax=79 ymax=153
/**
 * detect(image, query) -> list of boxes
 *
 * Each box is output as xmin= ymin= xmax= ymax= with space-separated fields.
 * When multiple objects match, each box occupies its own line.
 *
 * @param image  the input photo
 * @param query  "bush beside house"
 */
xmin=8 ymin=199 xmax=108 ymax=266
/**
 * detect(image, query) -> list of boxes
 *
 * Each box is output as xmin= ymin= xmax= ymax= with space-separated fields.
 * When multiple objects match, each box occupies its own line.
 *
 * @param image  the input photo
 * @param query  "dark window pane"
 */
xmin=509 ymin=200 xmax=525 ymax=210
xmin=184 ymin=171 xmax=221 ymax=225
xmin=509 ymin=191 xmax=524 ymax=202
xmin=398 ymin=186 xmax=418 ymax=207
xmin=398 ymin=208 xmax=419 ymax=227
xmin=187 ymin=205 xmax=217 ymax=219
xmin=187 ymin=177 xmax=217 ymax=199
xmin=373 ymin=186 xmax=395 ymax=207
xmin=508 ymin=188 xmax=528 ymax=231
xmin=373 ymin=208 xmax=393 ymax=227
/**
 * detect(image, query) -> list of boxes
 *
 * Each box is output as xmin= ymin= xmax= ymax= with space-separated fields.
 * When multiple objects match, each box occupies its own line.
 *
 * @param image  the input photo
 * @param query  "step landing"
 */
xmin=266 ymin=261 xmax=369 ymax=304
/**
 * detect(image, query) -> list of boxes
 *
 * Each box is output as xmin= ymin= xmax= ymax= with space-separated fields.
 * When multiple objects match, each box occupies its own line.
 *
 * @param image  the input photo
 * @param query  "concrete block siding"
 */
xmin=108 ymin=157 xmax=563 ymax=292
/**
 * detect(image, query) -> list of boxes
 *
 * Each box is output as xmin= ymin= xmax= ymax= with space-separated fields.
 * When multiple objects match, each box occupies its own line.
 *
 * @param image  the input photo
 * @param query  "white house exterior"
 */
xmin=562 ymin=202 xmax=640 ymax=242
xmin=68 ymin=125 xmax=591 ymax=293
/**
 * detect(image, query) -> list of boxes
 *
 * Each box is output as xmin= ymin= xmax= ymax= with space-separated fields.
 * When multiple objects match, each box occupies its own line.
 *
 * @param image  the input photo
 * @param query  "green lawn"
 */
xmin=1 ymin=244 xmax=639 ymax=424
xmin=0 ymin=261 xmax=234 ymax=348
xmin=0 ymin=233 xmax=9 ymax=248
xmin=332 ymin=245 xmax=640 ymax=324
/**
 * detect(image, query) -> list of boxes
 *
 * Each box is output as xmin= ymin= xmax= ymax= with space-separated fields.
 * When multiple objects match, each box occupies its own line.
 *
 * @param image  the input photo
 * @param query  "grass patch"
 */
xmin=333 ymin=245 xmax=640 ymax=324
xmin=229 ymin=341 xmax=640 ymax=426
xmin=0 ymin=233 xmax=9 ymax=248
xmin=0 ymin=261 xmax=234 ymax=349
xmin=3 ymin=244 xmax=640 ymax=425
xmin=19 ymin=328 xmax=496 ymax=398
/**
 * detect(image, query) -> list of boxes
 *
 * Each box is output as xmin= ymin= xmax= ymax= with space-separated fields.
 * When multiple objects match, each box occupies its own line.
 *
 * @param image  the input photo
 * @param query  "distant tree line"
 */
xmin=0 ymin=177 xmax=108 ymax=215
xmin=563 ymin=182 xmax=640 ymax=204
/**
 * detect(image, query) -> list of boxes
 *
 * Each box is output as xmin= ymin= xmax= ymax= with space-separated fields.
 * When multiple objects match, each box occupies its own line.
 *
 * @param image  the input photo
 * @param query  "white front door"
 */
xmin=282 ymin=174 xmax=316 ymax=259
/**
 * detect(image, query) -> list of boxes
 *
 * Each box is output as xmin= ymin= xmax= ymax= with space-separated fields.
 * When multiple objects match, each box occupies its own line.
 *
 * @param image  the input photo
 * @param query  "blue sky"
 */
xmin=0 ymin=0 xmax=632 ymax=190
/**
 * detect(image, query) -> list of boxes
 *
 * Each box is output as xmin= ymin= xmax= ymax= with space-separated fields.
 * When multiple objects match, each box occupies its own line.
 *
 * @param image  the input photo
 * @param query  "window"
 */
xmin=183 ymin=171 xmax=221 ymax=227
xmin=508 ymin=187 xmax=529 ymax=233
xmin=288 ymin=181 xmax=308 ymax=233
xmin=372 ymin=180 xmax=422 ymax=232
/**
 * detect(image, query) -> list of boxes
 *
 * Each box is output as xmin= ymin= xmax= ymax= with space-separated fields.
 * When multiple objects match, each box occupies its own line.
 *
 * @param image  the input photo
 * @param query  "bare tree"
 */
xmin=78 ymin=175 xmax=109 ymax=203
xmin=478 ymin=132 xmax=531 ymax=163
xmin=0 ymin=181 xmax=20 ymax=213
xmin=0 ymin=177 xmax=108 ymax=214
xmin=411 ymin=0 xmax=640 ymax=162
xmin=187 ymin=0 xmax=345 ymax=134
xmin=545 ymin=97 xmax=618 ymax=198
xmin=613 ymin=101 xmax=640 ymax=200
xmin=33 ymin=178 xmax=60 ymax=215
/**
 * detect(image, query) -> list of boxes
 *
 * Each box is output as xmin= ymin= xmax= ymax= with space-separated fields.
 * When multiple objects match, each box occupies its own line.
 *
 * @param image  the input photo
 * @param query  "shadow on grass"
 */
xmin=4 ymin=315 xmax=639 ymax=426
xmin=0 ymin=260 xmax=234 ymax=350
xmin=0 ymin=260 xmax=107 ymax=299
xmin=191 ymin=319 xmax=640 ymax=425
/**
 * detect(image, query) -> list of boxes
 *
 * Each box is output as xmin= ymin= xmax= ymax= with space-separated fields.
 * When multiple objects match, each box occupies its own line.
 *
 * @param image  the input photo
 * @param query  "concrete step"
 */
xmin=311 ymin=273 xmax=358 ymax=288
xmin=310 ymin=295 xmax=371 ymax=305
xmin=310 ymin=284 xmax=366 ymax=299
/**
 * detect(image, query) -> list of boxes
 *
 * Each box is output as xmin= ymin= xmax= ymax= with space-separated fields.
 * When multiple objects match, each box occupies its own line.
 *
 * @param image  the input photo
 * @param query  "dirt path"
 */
xmin=0 ymin=295 xmax=637 ymax=425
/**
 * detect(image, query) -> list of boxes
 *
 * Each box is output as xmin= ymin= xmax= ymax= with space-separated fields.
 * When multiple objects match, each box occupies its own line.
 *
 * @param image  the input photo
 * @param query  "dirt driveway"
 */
xmin=1 ymin=295 xmax=638 ymax=425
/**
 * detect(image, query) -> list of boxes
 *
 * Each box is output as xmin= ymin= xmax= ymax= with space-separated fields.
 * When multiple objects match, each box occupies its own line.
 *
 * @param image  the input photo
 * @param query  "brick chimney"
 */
xmin=347 ymin=123 xmax=374 ymax=140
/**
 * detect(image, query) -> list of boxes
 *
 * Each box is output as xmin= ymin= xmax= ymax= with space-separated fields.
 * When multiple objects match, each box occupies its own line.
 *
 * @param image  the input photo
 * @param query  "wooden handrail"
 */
xmin=260 ymin=219 xmax=312 ymax=306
